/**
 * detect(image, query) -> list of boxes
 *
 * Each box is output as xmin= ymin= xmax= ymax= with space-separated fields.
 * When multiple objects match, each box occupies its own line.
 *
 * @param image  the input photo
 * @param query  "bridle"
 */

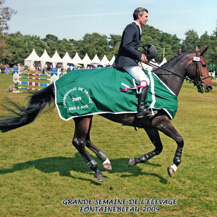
xmin=191 ymin=51 xmax=210 ymax=90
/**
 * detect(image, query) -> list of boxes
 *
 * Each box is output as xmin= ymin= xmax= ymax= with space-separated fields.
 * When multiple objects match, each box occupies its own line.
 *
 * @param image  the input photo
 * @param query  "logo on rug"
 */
xmin=63 ymin=87 xmax=92 ymax=111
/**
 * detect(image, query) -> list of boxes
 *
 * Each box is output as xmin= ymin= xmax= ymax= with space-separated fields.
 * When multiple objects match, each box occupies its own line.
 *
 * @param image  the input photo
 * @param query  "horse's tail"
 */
xmin=0 ymin=83 xmax=55 ymax=133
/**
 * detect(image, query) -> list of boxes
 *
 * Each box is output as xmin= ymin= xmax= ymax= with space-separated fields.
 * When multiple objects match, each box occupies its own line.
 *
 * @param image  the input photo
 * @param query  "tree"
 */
xmin=57 ymin=38 xmax=76 ymax=58
xmin=208 ymin=25 xmax=217 ymax=69
xmin=5 ymin=32 xmax=49 ymax=65
xmin=0 ymin=0 xmax=16 ymax=63
xmin=43 ymin=34 xmax=59 ymax=57
xmin=107 ymin=34 xmax=121 ymax=60
xmin=78 ymin=33 xmax=109 ymax=59
xmin=181 ymin=30 xmax=199 ymax=52
xmin=0 ymin=0 xmax=16 ymax=35
xmin=140 ymin=25 xmax=181 ymax=63
xmin=198 ymin=32 xmax=212 ymax=63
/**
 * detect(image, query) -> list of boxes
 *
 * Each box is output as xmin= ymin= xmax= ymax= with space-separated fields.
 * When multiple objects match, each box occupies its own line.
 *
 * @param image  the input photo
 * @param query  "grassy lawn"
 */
xmin=0 ymin=74 xmax=217 ymax=216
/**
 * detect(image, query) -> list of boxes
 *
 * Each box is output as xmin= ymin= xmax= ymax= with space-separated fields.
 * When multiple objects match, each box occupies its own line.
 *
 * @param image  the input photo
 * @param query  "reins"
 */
xmin=141 ymin=52 xmax=210 ymax=86
xmin=143 ymin=61 xmax=188 ymax=80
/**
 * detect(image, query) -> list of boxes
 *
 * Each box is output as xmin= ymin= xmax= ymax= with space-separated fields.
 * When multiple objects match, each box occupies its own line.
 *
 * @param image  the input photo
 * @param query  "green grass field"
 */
xmin=0 ymin=74 xmax=217 ymax=217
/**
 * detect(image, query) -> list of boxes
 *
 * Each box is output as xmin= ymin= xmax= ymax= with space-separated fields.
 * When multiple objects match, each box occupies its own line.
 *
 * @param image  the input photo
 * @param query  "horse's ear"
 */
xmin=200 ymin=46 xmax=209 ymax=56
xmin=195 ymin=46 xmax=199 ymax=52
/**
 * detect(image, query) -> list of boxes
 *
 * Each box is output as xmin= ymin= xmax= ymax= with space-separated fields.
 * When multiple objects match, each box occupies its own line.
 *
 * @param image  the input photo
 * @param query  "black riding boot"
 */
xmin=136 ymin=87 xmax=156 ymax=118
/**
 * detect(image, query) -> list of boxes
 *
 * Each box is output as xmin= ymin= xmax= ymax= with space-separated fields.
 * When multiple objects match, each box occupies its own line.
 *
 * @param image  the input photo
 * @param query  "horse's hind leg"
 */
xmin=128 ymin=127 xmax=163 ymax=166
xmin=72 ymin=116 xmax=104 ymax=182
xmin=85 ymin=118 xmax=112 ymax=170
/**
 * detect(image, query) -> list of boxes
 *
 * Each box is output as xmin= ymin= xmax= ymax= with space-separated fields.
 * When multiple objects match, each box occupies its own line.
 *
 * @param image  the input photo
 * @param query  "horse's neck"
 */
xmin=154 ymin=57 xmax=187 ymax=96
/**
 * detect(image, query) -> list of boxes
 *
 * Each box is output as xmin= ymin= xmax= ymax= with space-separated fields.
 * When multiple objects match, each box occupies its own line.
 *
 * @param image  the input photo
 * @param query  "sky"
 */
xmin=5 ymin=0 xmax=217 ymax=41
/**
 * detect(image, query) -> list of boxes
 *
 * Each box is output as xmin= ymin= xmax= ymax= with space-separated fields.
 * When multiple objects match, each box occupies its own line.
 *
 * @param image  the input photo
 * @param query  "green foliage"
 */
xmin=0 ymin=0 xmax=17 ymax=34
xmin=211 ymin=79 xmax=217 ymax=87
xmin=140 ymin=25 xmax=181 ymax=62
xmin=4 ymin=32 xmax=49 ymax=65
xmin=1 ymin=26 xmax=217 ymax=67
xmin=181 ymin=30 xmax=199 ymax=52
xmin=75 ymin=33 xmax=109 ymax=59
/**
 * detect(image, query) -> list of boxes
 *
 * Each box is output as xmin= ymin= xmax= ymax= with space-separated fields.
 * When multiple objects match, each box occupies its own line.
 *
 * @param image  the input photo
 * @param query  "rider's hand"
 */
xmin=141 ymin=54 xmax=148 ymax=63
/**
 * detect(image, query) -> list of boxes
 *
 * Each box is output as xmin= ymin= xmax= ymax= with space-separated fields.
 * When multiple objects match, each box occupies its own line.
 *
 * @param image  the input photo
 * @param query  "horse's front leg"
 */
xmin=152 ymin=115 xmax=184 ymax=177
xmin=128 ymin=127 xmax=163 ymax=166
xmin=86 ymin=141 xmax=112 ymax=170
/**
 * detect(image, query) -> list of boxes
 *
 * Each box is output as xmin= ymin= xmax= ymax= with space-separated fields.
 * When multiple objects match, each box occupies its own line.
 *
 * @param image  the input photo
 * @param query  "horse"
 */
xmin=0 ymin=47 xmax=212 ymax=182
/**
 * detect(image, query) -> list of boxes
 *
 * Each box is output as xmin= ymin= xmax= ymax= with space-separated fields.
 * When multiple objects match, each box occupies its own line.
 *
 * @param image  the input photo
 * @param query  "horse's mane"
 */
xmin=153 ymin=52 xmax=190 ymax=72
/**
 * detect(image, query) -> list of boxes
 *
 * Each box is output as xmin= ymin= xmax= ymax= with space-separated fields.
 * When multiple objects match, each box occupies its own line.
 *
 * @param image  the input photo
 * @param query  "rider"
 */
xmin=113 ymin=7 xmax=156 ymax=118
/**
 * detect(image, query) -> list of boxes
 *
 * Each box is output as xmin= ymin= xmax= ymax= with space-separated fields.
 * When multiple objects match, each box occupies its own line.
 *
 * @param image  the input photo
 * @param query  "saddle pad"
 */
xmin=54 ymin=67 xmax=178 ymax=120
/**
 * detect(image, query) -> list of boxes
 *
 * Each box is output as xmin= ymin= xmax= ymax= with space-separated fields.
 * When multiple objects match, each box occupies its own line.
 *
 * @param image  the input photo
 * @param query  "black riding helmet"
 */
xmin=143 ymin=45 xmax=157 ymax=61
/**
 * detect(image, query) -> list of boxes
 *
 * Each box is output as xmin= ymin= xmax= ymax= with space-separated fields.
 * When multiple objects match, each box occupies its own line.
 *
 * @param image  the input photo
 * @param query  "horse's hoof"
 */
xmin=94 ymin=173 xmax=104 ymax=182
xmin=167 ymin=165 xmax=175 ymax=177
xmin=128 ymin=157 xmax=136 ymax=167
xmin=102 ymin=163 xmax=112 ymax=170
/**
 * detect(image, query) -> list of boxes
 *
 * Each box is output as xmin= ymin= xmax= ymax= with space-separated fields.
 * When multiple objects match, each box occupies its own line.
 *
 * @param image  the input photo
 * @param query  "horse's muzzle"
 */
xmin=205 ymin=85 xmax=212 ymax=93
xmin=198 ymin=84 xmax=212 ymax=93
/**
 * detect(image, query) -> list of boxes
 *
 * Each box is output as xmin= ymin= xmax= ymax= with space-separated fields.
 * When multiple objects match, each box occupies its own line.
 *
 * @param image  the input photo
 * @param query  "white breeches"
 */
xmin=123 ymin=66 xmax=150 ymax=85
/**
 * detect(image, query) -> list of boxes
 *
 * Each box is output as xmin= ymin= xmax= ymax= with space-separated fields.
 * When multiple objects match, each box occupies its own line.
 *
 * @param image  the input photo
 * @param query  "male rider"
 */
xmin=113 ymin=7 xmax=156 ymax=118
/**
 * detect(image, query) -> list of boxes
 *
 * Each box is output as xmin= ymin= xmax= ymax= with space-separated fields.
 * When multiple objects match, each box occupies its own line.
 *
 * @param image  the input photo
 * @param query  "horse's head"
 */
xmin=186 ymin=47 xmax=212 ymax=93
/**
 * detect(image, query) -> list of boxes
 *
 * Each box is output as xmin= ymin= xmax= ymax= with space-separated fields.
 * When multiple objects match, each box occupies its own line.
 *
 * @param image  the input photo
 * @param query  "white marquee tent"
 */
xmin=82 ymin=53 xmax=92 ymax=68
xmin=24 ymin=49 xmax=115 ymax=70
xmin=62 ymin=52 xmax=73 ymax=69
xmin=91 ymin=54 xmax=101 ymax=65
xmin=72 ymin=52 xmax=83 ymax=66
xmin=51 ymin=50 xmax=62 ymax=67
xmin=40 ymin=50 xmax=52 ymax=68
xmin=109 ymin=55 xmax=115 ymax=66
xmin=24 ymin=49 xmax=41 ymax=70
xmin=100 ymin=55 xmax=110 ymax=67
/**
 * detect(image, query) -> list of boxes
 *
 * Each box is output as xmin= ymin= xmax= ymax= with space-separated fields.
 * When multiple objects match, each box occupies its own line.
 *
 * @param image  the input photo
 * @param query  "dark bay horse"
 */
xmin=0 ymin=47 xmax=212 ymax=182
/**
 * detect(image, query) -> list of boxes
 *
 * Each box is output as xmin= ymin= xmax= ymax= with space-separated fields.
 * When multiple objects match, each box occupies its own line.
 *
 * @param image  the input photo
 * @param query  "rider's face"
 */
xmin=138 ymin=12 xmax=148 ymax=26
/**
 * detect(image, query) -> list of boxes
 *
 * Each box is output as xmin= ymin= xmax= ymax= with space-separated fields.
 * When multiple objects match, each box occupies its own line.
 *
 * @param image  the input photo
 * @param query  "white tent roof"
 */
xmin=51 ymin=50 xmax=62 ymax=63
xmin=62 ymin=52 xmax=73 ymax=69
xmin=25 ymin=49 xmax=41 ymax=61
xmin=91 ymin=54 xmax=101 ymax=65
xmin=40 ymin=50 xmax=52 ymax=68
xmin=72 ymin=52 xmax=82 ymax=65
xmin=160 ymin=57 xmax=167 ymax=66
xmin=109 ymin=55 xmax=115 ymax=66
xmin=62 ymin=52 xmax=72 ymax=63
xmin=100 ymin=55 xmax=110 ymax=66
xmin=40 ymin=50 xmax=52 ymax=62
xmin=82 ymin=53 xmax=92 ymax=68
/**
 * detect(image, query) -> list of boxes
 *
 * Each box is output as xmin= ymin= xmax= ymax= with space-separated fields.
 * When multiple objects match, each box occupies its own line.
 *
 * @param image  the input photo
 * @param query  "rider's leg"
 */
xmin=123 ymin=66 xmax=155 ymax=118
xmin=137 ymin=86 xmax=153 ymax=118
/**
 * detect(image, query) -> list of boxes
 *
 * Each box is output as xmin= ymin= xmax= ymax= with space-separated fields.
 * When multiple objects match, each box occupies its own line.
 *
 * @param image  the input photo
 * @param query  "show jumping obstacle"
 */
xmin=13 ymin=66 xmax=59 ymax=91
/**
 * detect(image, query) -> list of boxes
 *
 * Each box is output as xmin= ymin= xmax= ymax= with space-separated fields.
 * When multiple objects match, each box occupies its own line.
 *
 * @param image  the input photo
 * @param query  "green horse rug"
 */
xmin=54 ymin=67 xmax=178 ymax=120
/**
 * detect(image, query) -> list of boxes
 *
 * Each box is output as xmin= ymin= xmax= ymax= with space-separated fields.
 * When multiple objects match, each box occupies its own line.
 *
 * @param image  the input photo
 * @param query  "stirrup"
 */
xmin=146 ymin=110 xmax=158 ymax=118
xmin=136 ymin=109 xmax=157 ymax=118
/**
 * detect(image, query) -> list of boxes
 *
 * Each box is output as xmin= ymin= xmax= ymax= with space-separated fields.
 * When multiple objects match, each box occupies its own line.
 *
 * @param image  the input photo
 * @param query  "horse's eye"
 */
xmin=202 ymin=64 xmax=206 ymax=67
